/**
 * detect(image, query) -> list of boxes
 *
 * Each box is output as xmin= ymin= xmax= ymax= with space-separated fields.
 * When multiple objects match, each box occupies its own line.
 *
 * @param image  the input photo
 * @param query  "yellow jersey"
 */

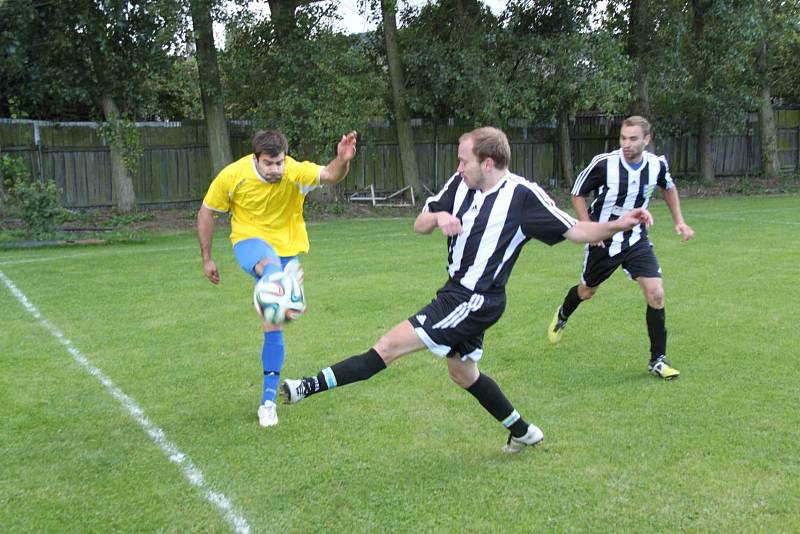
xmin=202 ymin=154 xmax=322 ymax=255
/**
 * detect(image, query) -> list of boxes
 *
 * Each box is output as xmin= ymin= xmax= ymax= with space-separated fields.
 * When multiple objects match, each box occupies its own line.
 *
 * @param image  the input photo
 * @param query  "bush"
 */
xmin=1 ymin=155 xmax=65 ymax=239
xmin=0 ymin=154 xmax=29 ymax=206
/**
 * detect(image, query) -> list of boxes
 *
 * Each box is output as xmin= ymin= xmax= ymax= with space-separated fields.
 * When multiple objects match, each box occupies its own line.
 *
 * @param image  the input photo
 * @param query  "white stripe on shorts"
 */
xmin=433 ymin=293 xmax=485 ymax=329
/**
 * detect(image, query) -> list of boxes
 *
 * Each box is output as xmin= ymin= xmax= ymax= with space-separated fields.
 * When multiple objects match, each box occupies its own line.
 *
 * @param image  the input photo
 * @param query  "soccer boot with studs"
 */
xmin=648 ymin=355 xmax=680 ymax=380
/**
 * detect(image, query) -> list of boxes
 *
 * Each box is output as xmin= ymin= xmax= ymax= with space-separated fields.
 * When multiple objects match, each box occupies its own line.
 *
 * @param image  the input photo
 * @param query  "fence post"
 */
xmin=33 ymin=122 xmax=45 ymax=182
xmin=433 ymin=119 xmax=438 ymax=191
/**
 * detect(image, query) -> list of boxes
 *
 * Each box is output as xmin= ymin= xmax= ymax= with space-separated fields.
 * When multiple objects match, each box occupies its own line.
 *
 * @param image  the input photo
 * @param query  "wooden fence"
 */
xmin=1 ymin=111 xmax=798 ymax=209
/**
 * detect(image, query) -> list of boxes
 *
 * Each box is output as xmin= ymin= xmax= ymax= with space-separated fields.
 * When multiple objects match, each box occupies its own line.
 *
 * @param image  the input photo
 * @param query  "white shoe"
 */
xmin=501 ymin=424 xmax=544 ymax=454
xmin=257 ymin=401 xmax=278 ymax=427
xmin=280 ymin=378 xmax=308 ymax=404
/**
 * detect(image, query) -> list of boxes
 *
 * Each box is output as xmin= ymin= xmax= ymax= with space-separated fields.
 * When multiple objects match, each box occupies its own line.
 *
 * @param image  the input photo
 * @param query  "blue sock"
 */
xmin=261 ymin=331 xmax=285 ymax=404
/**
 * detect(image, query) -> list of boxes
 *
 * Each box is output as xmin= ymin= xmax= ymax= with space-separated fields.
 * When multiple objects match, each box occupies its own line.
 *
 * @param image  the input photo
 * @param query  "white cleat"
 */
xmin=280 ymin=378 xmax=308 ymax=404
xmin=501 ymin=424 xmax=544 ymax=454
xmin=257 ymin=400 xmax=278 ymax=427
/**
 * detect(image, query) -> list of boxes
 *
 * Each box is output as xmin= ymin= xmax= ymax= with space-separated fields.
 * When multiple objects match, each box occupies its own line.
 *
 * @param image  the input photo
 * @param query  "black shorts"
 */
xmin=408 ymin=280 xmax=506 ymax=362
xmin=581 ymin=239 xmax=662 ymax=287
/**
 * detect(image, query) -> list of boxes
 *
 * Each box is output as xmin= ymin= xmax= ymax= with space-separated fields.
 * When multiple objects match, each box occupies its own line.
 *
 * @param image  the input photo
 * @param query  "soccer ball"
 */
xmin=253 ymin=268 xmax=306 ymax=325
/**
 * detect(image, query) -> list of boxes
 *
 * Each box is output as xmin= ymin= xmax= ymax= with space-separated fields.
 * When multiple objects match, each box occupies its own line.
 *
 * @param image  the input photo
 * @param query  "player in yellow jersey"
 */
xmin=197 ymin=129 xmax=357 ymax=428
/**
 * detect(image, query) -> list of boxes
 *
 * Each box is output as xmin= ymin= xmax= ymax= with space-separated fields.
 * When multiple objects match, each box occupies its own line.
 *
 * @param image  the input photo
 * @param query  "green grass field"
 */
xmin=2 ymin=195 xmax=798 ymax=532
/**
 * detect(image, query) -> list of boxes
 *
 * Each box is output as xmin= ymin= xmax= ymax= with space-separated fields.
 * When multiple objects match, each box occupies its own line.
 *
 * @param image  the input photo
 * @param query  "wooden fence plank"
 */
xmin=2 ymin=115 xmax=799 ymax=209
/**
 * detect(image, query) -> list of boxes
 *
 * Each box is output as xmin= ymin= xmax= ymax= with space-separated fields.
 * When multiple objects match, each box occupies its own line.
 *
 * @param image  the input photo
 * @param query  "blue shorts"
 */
xmin=233 ymin=238 xmax=297 ymax=280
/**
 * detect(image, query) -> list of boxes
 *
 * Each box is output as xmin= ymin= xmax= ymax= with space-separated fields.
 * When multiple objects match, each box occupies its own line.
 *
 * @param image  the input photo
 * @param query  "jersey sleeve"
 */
xmin=571 ymin=156 xmax=607 ymax=197
xmin=285 ymin=157 xmax=322 ymax=195
xmin=202 ymin=167 xmax=235 ymax=213
xmin=422 ymin=172 xmax=461 ymax=214
xmin=657 ymin=156 xmax=675 ymax=190
xmin=521 ymin=185 xmax=577 ymax=246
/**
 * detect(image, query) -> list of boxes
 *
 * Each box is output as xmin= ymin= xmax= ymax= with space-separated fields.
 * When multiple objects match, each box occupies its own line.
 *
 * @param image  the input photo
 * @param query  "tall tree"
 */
xmin=691 ymin=0 xmax=715 ymax=185
xmin=750 ymin=0 xmax=800 ymax=180
xmin=400 ymin=0 xmax=505 ymax=122
xmin=266 ymin=0 xmax=320 ymax=39
xmin=220 ymin=2 xmax=384 ymax=152
xmin=757 ymin=37 xmax=780 ymax=181
xmin=189 ymin=0 xmax=233 ymax=177
xmin=627 ymin=0 xmax=651 ymax=116
xmin=504 ymin=0 xmax=628 ymax=184
xmin=379 ymin=0 xmax=421 ymax=197
xmin=639 ymin=0 xmax=754 ymax=183
xmin=0 ymin=0 xmax=191 ymax=121
xmin=0 ymin=0 xmax=182 ymax=211
xmin=100 ymin=96 xmax=137 ymax=212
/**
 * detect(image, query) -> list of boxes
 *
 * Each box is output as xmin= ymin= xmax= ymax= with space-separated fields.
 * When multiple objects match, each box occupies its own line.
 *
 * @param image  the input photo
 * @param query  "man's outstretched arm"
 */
xmin=564 ymin=207 xmax=653 ymax=244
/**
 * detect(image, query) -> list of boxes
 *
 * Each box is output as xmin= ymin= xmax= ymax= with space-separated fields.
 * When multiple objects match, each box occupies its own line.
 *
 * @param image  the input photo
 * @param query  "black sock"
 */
xmin=466 ymin=373 xmax=529 ymax=438
xmin=308 ymin=348 xmax=387 ymax=395
xmin=646 ymin=305 xmax=667 ymax=361
xmin=561 ymin=285 xmax=583 ymax=318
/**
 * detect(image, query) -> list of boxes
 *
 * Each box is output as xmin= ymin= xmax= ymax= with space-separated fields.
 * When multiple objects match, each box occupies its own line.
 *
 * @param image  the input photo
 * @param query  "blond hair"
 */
xmin=460 ymin=127 xmax=511 ymax=169
xmin=622 ymin=116 xmax=652 ymax=137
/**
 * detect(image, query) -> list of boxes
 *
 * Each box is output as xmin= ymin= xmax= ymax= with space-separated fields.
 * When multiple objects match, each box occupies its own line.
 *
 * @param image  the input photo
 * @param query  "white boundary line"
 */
xmin=0 ymin=228 xmax=414 ymax=266
xmin=0 ymin=245 xmax=196 ymax=266
xmin=0 ymin=269 xmax=251 ymax=534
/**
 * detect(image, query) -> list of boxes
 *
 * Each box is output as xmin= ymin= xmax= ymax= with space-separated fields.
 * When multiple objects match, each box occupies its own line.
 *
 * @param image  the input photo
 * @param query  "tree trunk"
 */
xmin=267 ymin=1 xmax=319 ymax=43
xmin=380 ymin=0 xmax=421 ymax=199
xmin=692 ymin=0 xmax=714 ymax=186
xmin=627 ymin=0 xmax=651 ymax=117
xmin=190 ymin=0 xmax=233 ymax=178
xmin=99 ymin=95 xmax=136 ymax=213
xmin=557 ymin=107 xmax=575 ymax=186
xmin=697 ymin=115 xmax=715 ymax=185
xmin=268 ymin=0 xmax=298 ymax=41
xmin=757 ymin=39 xmax=780 ymax=180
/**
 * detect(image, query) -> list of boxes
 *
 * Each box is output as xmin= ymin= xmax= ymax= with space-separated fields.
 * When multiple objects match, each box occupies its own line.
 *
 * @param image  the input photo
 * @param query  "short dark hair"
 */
xmin=622 ymin=116 xmax=652 ymax=137
xmin=460 ymin=127 xmax=511 ymax=169
xmin=252 ymin=130 xmax=288 ymax=158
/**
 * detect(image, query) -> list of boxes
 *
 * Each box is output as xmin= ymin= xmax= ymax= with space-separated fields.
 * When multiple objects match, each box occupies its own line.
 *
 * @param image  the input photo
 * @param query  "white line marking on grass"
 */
xmin=0 ymin=269 xmax=251 ymax=534
xmin=0 ymin=245 xmax=196 ymax=266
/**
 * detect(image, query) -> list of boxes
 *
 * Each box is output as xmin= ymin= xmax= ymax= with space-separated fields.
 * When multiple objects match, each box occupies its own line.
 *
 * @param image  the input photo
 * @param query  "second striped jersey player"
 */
xmin=548 ymin=116 xmax=694 ymax=379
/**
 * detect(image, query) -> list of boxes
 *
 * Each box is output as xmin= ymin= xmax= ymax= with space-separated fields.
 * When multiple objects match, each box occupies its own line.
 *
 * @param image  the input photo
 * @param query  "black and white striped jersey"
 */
xmin=423 ymin=172 xmax=576 ymax=293
xmin=571 ymin=149 xmax=674 ymax=257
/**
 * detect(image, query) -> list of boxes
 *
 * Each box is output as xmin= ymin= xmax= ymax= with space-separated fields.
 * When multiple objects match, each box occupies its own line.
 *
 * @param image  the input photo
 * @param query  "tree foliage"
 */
xmin=397 ymin=0 xmax=507 ymax=123
xmin=0 ymin=0 xmax=194 ymax=120
xmin=503 ymin=0 xmax=629 ymax=122
xmin=0 ymin=0 xmax=798 ymax=155
xmin=220 ymin=2 xmax=386 ymax=157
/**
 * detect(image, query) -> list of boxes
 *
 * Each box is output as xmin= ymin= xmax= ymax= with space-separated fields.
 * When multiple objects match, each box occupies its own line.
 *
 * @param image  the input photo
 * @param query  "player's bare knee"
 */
xmin=579 ymin=284 xmax=597 ymax=300
xmin=647 ymin=288 xmax=664 ymax=308
xmin=448 ymin=367 xmax=473 ymax=388
xmin=373 ymin=336 xmax=401 ymax=364
xmin=447 ymin=358 xmax=479 ymax=388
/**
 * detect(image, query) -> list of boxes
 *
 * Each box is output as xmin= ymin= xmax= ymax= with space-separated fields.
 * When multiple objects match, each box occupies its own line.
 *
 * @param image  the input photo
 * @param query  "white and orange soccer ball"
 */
xmin=253 ymin=263 xmax=306 ymax=325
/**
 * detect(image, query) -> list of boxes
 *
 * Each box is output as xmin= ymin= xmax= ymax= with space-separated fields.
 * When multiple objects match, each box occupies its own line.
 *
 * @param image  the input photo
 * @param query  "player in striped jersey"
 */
xmin=548 ymin=116 xmax=694 ymax=379
xmin=281 ymin=127 xmax=653 ymax=453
